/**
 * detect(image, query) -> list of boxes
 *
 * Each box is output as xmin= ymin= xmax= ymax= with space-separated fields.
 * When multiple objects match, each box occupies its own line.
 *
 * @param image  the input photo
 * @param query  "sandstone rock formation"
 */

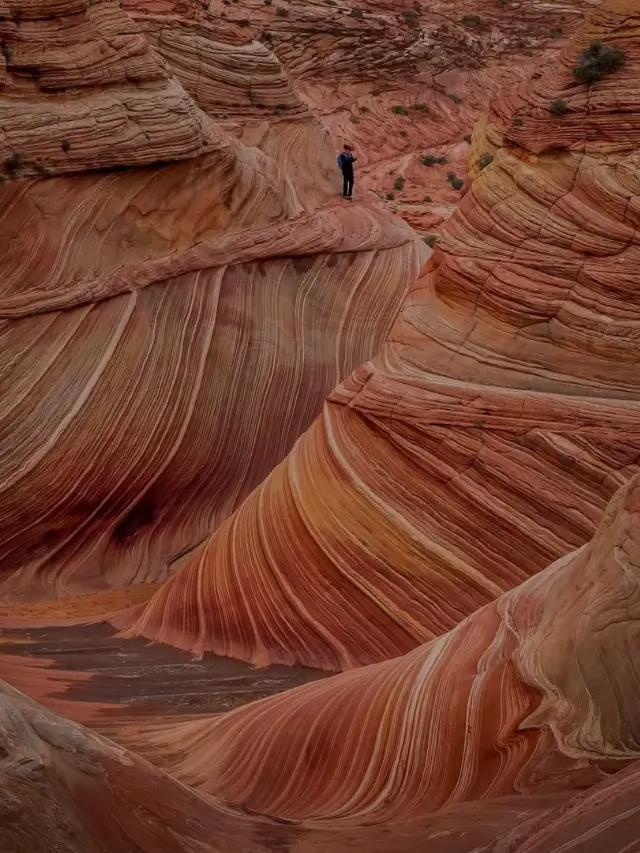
xmin=126 ymin=471 xmax=640 ymax=823
xmin=121 ymin=0 xmax=640 ymax=671
xmin=0 ymin=0 xmax=424 ymax=601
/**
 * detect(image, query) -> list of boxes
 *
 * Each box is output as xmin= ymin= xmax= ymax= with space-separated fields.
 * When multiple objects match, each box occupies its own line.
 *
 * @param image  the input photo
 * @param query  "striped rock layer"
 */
xmin=127 ymin=472 xmax=640 ymax=824
xmin=0 ymin=0 xmax=425 ymax=600
xmin=122 ymin=0 xmax=640 ymax=670
xmin=4 ymin=670 xmax=640 ymax=853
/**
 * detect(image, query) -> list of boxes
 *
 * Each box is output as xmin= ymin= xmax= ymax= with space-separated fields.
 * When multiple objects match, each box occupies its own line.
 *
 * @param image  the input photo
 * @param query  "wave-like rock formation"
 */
xmin=122 ymin=0 xmax=640 ymax=670
xmin=8 ymin=671 xmax=640 ymax=853
xmin=128 ymin=472 xmax=640 ymax=823
xmin=0 ymin=0 xmax=424 ymax=601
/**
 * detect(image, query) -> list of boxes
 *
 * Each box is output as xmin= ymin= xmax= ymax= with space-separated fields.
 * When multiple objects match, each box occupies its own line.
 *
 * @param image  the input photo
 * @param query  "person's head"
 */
xmin=343 ymin=144 xmax=352 ymax=152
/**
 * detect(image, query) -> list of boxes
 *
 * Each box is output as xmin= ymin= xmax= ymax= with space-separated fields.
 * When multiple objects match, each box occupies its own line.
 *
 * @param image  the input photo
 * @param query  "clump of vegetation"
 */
xmin=4 ymin=151 xmax=22 ymax=173
xmin=449 ymin=92 xmax=462 ymax=104
xmin=463 ymin=133 xmax=472 ymax=143
xmin=513 ymin=117 xmax=524 ymax=127
xmin=446 ymin=171 xmax=464 ymax=190
xmin=422 ymin=154 xmax=447 ymax=166
xmin=360 ymin=105 xmax=369 ymax=113
xmin=496 ymin=0 xmax=511 ymax=6
xmin=399 ymin=129 xmax=408 ymax=137
xmin=461 ymin=13 xmax=483 ymax=26
xmin=386 ymin=192 xmax=395 ymax=200
xmin=238 ymin=18 xmax=250 ymax=26
xmin=477 ymin=151 xmax=493 ymax=169
xmin=423 ymin=194 xmax=432 ymax=202
xmin=350 ymin=7 xmax=363 ymax=17
xmin=0 ymin=40 xmax=11 ymax=62
xmin=550 ymin=26 xmax=562 ymax=37
xmin=393 ymin=175 xmax=406 ymax=190
xmin=264 ymin=0 xmax=272 ymax=5
xmin=423 ymin=234 xmax=438 ymax=247
xmin=402 ymin=9 xmax=418 ymax=20
xmin=392 ymin=105 xmax=408 ymax=115
xmin=275 ymin=6 xmax=289 ymax=16
xmin=350 ymin=115 xmax=361 ymax=123
xmin=548 ymin=98 xmax=568 ymax=115
xmin=573 ymin=40 xmax=625 ymax=83
xmin=414 ymin=103 xmax=429 ymax=113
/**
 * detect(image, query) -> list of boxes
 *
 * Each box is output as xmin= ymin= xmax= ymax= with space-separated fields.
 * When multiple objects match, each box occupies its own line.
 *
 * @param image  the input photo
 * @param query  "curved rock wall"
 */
xmin=0 ymin=0 xmax=424 ymax=601
xmin=122 ymin=0 xmax=640 ymax=669
xmin=128 ymin=472 xmax=640 ymax=823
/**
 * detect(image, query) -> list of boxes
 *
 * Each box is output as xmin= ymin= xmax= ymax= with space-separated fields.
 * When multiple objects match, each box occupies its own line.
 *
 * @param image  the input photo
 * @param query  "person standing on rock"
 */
xmin=337 ymin=144 xmax=356 ymax=200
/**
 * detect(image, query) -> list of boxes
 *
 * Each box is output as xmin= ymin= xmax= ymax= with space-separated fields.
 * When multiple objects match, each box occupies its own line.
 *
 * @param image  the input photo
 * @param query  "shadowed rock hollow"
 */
xmin=121 ymin=0 xmax=640 ymax=671
xmin=0 ymin=0 xmax=425 ymax=602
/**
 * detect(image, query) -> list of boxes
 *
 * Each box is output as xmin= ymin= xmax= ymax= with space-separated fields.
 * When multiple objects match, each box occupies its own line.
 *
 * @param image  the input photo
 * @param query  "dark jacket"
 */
xmin=337 ymin=152 xmax=356 ymax=172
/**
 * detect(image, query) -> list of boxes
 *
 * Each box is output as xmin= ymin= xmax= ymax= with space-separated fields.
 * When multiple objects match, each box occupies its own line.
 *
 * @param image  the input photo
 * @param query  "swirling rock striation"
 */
xmin=0 ymin=0 xmax=424 ymax=601
xmin=122 ymin=0 xmax=640 ymax=670
xmin=127 ymin=473 xmax=640 ymax=823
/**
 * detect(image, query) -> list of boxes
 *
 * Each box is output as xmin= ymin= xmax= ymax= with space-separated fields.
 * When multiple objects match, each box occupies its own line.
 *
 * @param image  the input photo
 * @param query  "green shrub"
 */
xmin=550 ymin=26 xmax=562 ymax=37
xmin=350 ymin=115 xmax=361 ymax=123
xmin=477 ymin=151 xmax=493 ymax=169
xmin=61 ymin=139 xmax=71 ymax=153
xmin=496 ymin=0 xmax=511 ymax=6
xmin=451 ymin=177 xmax=464 ymax=190
xmin=4 ymin=151 xmax=22 ymax=173
xmin=393 ymin=175 xmax=405 ymax=190
xmin=548 ymin=98 xmax=568 ymax=115
xmin=421 ymin=154 xmax=447 ymax=166
xmin=423 ymin=234 xmax=438 ymax=247
xmin=350 ymin=7 xmax=363 ymax=17
xmin=275 ymin=6 xmax=289 ymax=16
xmin=402 ymin=9 xmax=418 ymax=19
xmin=414 ymin=103 xmax=429 ymax=112
xmin=238 ymin=18 xmax=250 ymax=26
xmin=573 ymin=40 xmax=625 ymax=83
xmin=386 ymin=192 xmax=395 ymax=200
xmin=360 ymin=105 xmax=369 ymax=113
xmin=392 ymin=105 xmax=408 ymax=115
xmin=264 ymin=0 xmax=272 ymax=5
xmin=449 ymin=93 xmax=462 ymax=104
xmin=423 ymin=195 xmax=432 ymax=202
xmin=461 ymin=14 xmax=483 ymax=26
xmin=399 ymin=129 xmax=408 ymax=137
xmin=446 ymin=170 xmax=456 ymax=181
xmin=513 ymin=117 xmax=524 ymax=127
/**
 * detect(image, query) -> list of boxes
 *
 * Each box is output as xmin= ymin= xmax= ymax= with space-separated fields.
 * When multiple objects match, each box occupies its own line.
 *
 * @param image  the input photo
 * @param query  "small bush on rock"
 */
xmin=238 ymin=18 xmax=250 ymax=26
xmin=462 ymin=14 xmax=483 ymax=26
xmin=414 ymin=103 xmax=429 ymax=112
xmin=451 ymin=177 xmax=464 ymax=190
xmin=392 ymin=105 xmax=408 ymax=115
xmin=513 ymin=117 xmax=524 ymax=127
xmin=573 ymin=40 xmax=625 ymax=83
xmin=477 ymin=151 xmax=493 ymax=169
xmin=422 ymin=154 xmax=447 ymax=166
xmin=350 ymin=7 xmax=363 ymax=17
xmin=423 ymin=234 xmax=438 ymax=247
xmin=548 ymin=98 xmax=568 ymax=115
xmin=449 ymin=92 xmax=462 ymax=104
xmin=393 ymin=176 xmax=405 ymax=190
xmin=5 ymin=151 xmax=22 ymax=173
xmin=275 ymin=6 xmax=289 ymax=16
xmin=423 ymin=195 xmax=432 ymax=202
xmin=386 ymin=192 xmax=395 ymax=200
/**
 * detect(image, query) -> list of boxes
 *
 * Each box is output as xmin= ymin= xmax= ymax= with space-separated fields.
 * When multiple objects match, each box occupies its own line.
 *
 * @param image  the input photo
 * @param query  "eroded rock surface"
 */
xmin=122 ymin=0 xmax=640 ymax=670
xmin=0 ymin=0 xmax=424 ymax=601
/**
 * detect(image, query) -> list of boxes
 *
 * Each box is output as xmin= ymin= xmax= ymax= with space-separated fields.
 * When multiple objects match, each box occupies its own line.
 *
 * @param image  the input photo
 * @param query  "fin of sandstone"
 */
xmin=124 ymin=474 xmax=640 ymax=823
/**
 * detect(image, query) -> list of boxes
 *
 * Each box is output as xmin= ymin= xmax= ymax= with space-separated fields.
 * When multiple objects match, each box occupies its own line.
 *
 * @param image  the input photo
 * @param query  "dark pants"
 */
xmin=342 ymin=170 xmax=354 ymax=197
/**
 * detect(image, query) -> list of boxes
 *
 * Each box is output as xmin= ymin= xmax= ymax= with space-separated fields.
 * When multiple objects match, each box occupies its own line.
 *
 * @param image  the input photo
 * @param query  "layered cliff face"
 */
xmin=125 ymin=472 xmax=640 ymax=823
xmin=122 ymin=0 xmax=640 ymax=670
xmin=0 ymin=0 xmax=424 ymax=601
